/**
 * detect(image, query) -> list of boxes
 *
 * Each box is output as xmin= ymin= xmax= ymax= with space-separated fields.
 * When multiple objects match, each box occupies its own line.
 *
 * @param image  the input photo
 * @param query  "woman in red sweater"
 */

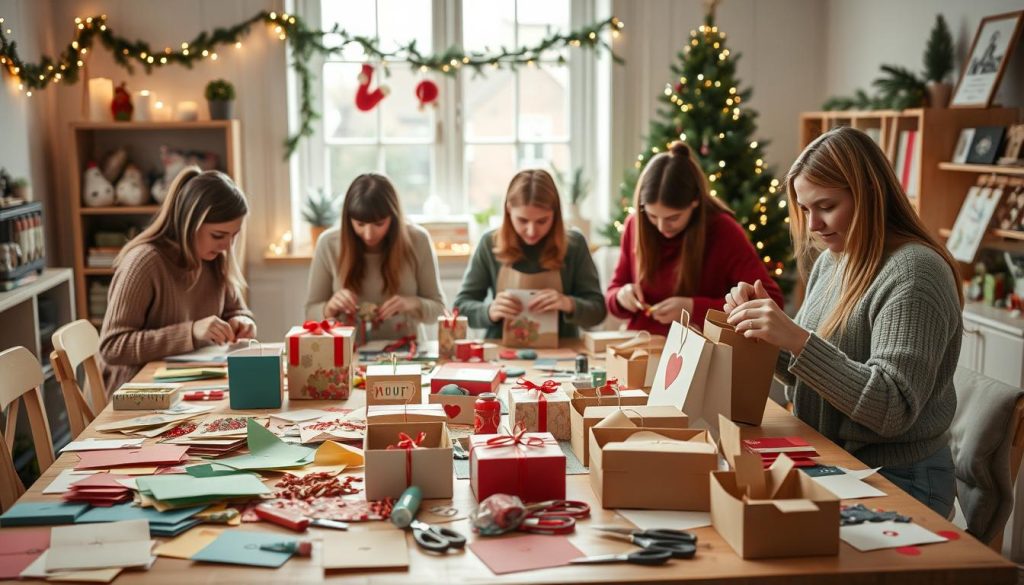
xmin=606 ymin=141 xmax=783 ymax=334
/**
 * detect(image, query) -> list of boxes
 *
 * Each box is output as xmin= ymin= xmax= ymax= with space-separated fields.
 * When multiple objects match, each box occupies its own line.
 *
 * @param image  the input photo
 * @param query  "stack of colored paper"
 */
xmin=74 ymin=445 xmax=189 ymax=471
xmin=153 ymin=367 xmax=227 ymax=382
xmin=162 ymin=436 xmax=247 ymax=457
xmin=184 ymin=418 xmax=314 ymax=475
xmin=77 ymin=503 xmax=208 ymax=537
xmin=62 ymin=473 xmax=132 ymax=506
xmin=742 ymin=436 xmax=819 ymax=468
xmin=135 ymin=473 xmax=271 ymax=510
xmin=0 ymin=501 xmax=89 ymax=527
xmin=19 ymin=519 xmax=155 ymax=582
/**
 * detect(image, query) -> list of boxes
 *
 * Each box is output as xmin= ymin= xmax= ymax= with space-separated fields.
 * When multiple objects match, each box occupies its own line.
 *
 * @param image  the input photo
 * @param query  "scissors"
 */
xmin=410 ymin=519 xmax=467 ymax=553
xmin=519 ymin=500 xmax=590 ymax=535
xmin=595 ymin=527 xmax=697 ymax=558
xmin=570 ymin=548 xmax=672 ymax=566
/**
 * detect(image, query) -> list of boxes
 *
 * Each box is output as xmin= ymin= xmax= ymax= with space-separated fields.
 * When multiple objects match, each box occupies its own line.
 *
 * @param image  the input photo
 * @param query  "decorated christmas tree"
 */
xmin=601 ymin=5 xmax=791 ymax=285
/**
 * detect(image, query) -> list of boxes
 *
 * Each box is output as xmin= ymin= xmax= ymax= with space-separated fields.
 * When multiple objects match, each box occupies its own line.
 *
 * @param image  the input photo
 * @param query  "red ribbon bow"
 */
xmin=289 ymin=320 xmax=349 ymax=367
xmin=442 ymin=308 xmax=461 ymax=329
xmin=514 ymin=379 xmax=558 ymax=433
xmin=387 ymin=431 xmax=426 ymax=488
xmin=483 ymin=423 xmax=548 ymax=450
xmin=303 ymin=319 xmax=333 ymax=335
xmin=381 ymin=335 xmax=418 ymax=360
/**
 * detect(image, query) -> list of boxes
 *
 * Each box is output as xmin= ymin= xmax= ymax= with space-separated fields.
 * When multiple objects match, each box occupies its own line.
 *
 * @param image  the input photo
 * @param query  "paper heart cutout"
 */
xmin=665 ymin=353 xmax=684 ymax=387
xmin=443 ymin=404 xmax=462 ymax=419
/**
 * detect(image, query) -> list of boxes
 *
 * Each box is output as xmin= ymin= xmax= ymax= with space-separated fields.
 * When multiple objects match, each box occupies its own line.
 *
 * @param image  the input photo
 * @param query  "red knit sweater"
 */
xmin=605 ymin=212 xmax=784 ymax=334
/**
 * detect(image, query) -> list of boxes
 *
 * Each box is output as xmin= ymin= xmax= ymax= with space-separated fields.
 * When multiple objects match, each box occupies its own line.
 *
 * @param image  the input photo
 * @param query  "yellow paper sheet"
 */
xmin=268 ymin=440 xmax=363 ymax=476
xmin=153 ymin=527 xmax=223 ymax=559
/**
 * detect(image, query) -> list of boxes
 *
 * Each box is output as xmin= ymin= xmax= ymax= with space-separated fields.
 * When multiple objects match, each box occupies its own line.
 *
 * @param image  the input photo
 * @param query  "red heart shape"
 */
xmin=443 ymin=404 xmax=461 ymax=419
xmin=665 ymin=353 xmax=684 ymax=387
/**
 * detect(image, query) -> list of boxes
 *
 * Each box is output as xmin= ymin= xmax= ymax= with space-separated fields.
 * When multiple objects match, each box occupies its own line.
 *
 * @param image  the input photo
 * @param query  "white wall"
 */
xmin=824 ymin=0 xmax=1024 ymax=109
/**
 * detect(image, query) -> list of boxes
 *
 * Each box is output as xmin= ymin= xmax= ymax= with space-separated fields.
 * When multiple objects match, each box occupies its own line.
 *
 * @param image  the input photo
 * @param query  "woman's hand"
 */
xmin=615 ymin=283 xmax=646 ymax=313
xmin=325 ymin=288 xmax=358 ymax=318
xmin=727 ymin=282 xmax=810 ymax=354
xmin=649 ymin=297 xmax=693 ymax=325
xmin=488 ymin=291 xmax=523 ymax=323
xmin=528 ymin=289 xmax=574 ymax=314
xmin=724 ymin=279 xmax=771 ymax=314
xmin=228 ymin=316 xmax=257 ymax=340
xmin=192 ymin=315 xmax=235 ymax=345
xmin=377 ymin=295 xmax=419 ymax=321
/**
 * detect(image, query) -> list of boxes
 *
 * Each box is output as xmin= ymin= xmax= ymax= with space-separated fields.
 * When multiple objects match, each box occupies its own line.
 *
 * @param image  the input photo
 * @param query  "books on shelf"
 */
xmin=87 ymin=247 xmax=122 ymax=268
xmin=895 ymin=130 xmax=921 ymax=198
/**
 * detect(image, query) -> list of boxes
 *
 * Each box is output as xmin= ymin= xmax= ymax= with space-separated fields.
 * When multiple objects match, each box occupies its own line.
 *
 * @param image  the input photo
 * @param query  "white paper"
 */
xmin=616 ymin=509 xmax=711 ymax=531
xmin=60 ymin=438 xmax=145 ymax=452
xmin=46 ymin=519 xmax=155 ymax=572
xmin=840 ymin=520 xmax=948 ymax=552
xmin=271 ymin=409 xmax=332 ymax=423
xmin=43 ymin=469 xmax=97 ymax=494
xmin=165 ymin=340 xmax=265 ymax=363
xmin=811 ymin=467 xmax=886 ymax=500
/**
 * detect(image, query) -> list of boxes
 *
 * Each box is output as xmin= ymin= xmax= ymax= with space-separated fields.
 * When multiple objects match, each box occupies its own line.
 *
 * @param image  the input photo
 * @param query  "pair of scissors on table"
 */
xmin=570 ymin=548 xmax=673 ymax=566
xmin=410 ymin=519 xmax=467 ymax=553
xmin=519 ymin=500 xmax=590 ymax=535
xmin=594 ymin=527 xmax=697 ymax=558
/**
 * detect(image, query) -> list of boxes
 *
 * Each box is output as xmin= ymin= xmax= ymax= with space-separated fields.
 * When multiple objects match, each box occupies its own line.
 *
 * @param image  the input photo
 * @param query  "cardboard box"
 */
xmin=568 ymin=387 xmax=650 ymax=467
xmin=710 ymin=453 xmax=840 ymax=559
xmin=583 ymin=330 xmax=639 ymax=354
xmin=470 ymin=432 xmax=565 ymax=502
xmin=700 ymin=309 xmax=780 ymax=426
xmin=430 ymin=363 xmax=501 ymax=395
xmin=364 ymin=421 xmax=453 ymax=500
xmin=112 ymin=383 xmax=181 ymax=410
xmin=365 ymin=364 xmax=422 ymax=406
xmin=508 ymin=387 xmax=571 ymax=440
xmin=589 ymin=424 xmax=717 ymax=511
xmin=605 ymin=334 xmax=666 ymax=389
xmin=437 ymin=314 xmax=468 ymax=359
xmin=366 ymin=404 xmax=446 ymax=425
xmin=285 ymin=323 xmax=354 ymax=400
xmin=227 ymin=346 xmax=283 ymax=409
xmin=428 ymin=393 xmax=476 ymax=425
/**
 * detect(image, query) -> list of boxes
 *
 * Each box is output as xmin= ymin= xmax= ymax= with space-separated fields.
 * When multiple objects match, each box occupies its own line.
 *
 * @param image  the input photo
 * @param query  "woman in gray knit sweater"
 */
xmin=724 ymin=126 xmax=963 ymax=517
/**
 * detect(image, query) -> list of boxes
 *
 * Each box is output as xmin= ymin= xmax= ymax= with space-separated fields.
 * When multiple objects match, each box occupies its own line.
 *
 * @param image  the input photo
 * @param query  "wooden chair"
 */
xmin=49 ymin=319 xmax=107 ymax=438
xmin=0 ymin=347 xmax=55 ymax=511
xmin=992 ymin=395 xmax=1024 ymax=553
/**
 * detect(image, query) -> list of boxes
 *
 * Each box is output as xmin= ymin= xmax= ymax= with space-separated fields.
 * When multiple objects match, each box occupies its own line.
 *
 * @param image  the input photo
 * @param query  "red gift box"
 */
xmin=430 ymin=362 xmax=501 ymax=396
xmin=469 ymin=429 xmax=566 ymax=502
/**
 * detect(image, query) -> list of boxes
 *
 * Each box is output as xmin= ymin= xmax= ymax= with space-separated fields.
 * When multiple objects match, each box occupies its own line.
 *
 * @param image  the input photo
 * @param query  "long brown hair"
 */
xmin=787 ymin=126 xmax=963 ymax=338
xmin=116 ymin=166 xmax=248 ymax=296
xmin=635 ymin=141 xmax=732 ymax=295
xmin=337 ymin=173 xmax=412 ymax=296
xmin=493 ymin=169 xmax=567 ymax=270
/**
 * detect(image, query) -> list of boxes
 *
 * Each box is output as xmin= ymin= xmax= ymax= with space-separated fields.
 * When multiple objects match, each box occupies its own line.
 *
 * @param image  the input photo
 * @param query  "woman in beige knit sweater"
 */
xmin=305 ymin=173 xmax=445 ymax=342
xmin=100 ymin=167 xmax=256 ymax=390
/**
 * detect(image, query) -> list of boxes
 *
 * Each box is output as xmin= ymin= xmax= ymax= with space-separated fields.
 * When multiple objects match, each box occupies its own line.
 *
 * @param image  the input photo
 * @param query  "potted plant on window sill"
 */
xmin=552 ymin=164 xmax=591 ymax=238
xmin=302 ymin=188 xmax=340 ymax=244
xmin=205 ymin=79 xmax=235 ymax=120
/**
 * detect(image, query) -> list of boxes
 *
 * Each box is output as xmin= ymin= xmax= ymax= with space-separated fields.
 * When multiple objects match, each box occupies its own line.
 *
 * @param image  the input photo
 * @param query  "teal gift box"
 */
xmin=227 ymin=344 xmax=283 ymax=409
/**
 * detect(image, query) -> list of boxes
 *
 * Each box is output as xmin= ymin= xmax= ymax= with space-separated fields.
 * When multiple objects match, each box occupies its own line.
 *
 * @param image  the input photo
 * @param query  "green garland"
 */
xmin=0 ymin=11 xmax=624 ymax=158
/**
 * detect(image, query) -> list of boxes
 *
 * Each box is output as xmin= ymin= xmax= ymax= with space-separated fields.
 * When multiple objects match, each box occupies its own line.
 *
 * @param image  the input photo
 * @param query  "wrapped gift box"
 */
xmin=437 ymin=314 xmax=468 ymax=359
xmin=365 ymin=364 xmax=422 ymax=406
xmin=286 ymin=321 xmax=354 ymax=400
xmin=430 ymin=363 xmax=501 ymax=395
xmin=469 ymin=431 xmax=565 ymax=502
xmin=568 ymin=386 xmax=649 ymax=466
xmin=364 ymin=421 xmax=453 ymax=500
xmin=508 ymin=381 xmax=571 ymax=441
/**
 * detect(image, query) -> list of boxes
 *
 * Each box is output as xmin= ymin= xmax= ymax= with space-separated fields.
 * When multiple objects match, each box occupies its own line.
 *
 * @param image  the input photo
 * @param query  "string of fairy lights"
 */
xmin=0 ymin=10 xmax=625 ymax=157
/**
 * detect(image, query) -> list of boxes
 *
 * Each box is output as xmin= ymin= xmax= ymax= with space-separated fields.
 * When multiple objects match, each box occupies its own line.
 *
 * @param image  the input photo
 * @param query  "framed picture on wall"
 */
xmin=966 ymin=127 xmax=1006 ymax=165
xmin=951 ymin=11 xmax=1024 ymax=108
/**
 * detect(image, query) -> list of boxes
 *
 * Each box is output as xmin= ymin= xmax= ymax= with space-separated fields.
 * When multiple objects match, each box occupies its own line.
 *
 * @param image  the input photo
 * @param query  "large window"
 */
xmin=293 ymin=0 xmax=591 ymax=243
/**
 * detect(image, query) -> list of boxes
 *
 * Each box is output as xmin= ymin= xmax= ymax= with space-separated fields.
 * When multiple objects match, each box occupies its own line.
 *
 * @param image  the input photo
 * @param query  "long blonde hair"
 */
xmin=493 ymin=169 xmax=567 ymax=270
xmin=787 ymin=126 xmax=963 ymax=338
xmin=337 ymin=173 xmax=413 ymax=296
xmin=635 ymin=141 xmax=732 ymax=295
xmin=115 ymin=166 xmax=248 ymax=297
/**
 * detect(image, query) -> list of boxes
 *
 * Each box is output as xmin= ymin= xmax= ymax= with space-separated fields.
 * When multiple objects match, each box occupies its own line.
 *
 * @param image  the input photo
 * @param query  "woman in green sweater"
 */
xmin=455 ymin=169 xmax=606 ymax=339
xmin=724 ymin=126 xmax=962 ymax=517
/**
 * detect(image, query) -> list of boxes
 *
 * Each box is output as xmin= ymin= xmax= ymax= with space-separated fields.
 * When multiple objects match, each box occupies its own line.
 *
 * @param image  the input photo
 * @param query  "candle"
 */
xmin=175 ymin=100 xmax=198 ymax=121
xmin=134 ymin=90 xmax=152 ymax=121
xmin=152 ymin=100 xmax=171 ymax=122
xmin=87 ymin=77 xmax=113 ymax=121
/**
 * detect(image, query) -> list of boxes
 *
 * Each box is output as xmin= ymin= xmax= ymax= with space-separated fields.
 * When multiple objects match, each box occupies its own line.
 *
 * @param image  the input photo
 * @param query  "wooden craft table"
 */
xmin=9 ymin=341 xmax=1017 ymax=584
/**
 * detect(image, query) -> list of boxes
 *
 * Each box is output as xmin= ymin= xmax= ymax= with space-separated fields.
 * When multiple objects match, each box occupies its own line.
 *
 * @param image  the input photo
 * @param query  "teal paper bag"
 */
xmin=228 ymin=344 xmax=283 ymax=409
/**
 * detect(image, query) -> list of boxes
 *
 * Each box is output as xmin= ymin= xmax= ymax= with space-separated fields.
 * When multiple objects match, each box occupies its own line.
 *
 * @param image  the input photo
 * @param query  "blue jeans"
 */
xmin=878 ymin=445 xmax=956 ymax=518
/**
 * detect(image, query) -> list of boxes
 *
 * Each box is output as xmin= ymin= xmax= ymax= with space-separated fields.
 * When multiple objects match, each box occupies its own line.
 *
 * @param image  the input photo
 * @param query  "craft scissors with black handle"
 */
xmin=410 ymin=519 xmax=467 ymax=553
xmin=594 ymin=527 xmax=697 ymax=558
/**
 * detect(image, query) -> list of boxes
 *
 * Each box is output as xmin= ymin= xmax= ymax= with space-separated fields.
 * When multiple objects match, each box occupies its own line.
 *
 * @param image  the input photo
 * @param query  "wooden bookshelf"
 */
xmin=69 ymin=120 xmax=243 ymax=320
xmin=938 ymin=162 xmax=1024 ymax=176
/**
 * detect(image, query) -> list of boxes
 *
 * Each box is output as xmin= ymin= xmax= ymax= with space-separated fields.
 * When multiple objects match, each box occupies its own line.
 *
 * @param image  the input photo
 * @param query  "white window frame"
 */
xmin=289 ymin=0 xmax=603 ymax=250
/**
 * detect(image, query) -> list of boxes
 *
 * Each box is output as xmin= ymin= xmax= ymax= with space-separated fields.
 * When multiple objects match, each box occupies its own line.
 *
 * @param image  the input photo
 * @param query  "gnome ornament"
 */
xmin=111 ymin=83 xmax=134 ymax=121
xmin=115 ymin=164 xmax=147 ymax=206
xmin=151 ymin=147 xmax=187 ymax=204
xmin=82 ymin=162 xmax=115 ymax=207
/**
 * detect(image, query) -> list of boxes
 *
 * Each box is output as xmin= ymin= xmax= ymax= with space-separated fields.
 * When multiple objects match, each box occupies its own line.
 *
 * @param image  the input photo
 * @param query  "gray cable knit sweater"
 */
xmin=777 ymin=243 xmax=962 ymax=468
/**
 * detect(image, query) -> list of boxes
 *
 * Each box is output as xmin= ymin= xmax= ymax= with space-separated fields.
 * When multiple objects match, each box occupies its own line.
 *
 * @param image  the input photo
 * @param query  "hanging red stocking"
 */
xmin=355 ymin=64 xmax=389 ymax=111
xmin=415 ymin=79 xmax=439 ymax=110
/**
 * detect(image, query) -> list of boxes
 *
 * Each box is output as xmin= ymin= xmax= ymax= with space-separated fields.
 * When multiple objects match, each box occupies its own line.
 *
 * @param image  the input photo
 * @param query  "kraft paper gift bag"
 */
xmin=605 ymin=331 xmax=666 ymax=389
xmin=647 ymin=311 xmax=723 ymax=425
xmin=227 ymin=342 xmax=283 ymax=410
xmin=502 ymin=289 xmax=559 ymax=349
xmin=699 ymin=309 xmax=779 ymax=426
xmin=437 ymin=311 xmax=468 ymax=359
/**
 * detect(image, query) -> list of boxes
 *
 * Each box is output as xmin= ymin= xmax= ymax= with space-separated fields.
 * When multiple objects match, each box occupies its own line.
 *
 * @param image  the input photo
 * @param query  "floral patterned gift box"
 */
xmin=286 ymin=320 xmax=354 ymax=400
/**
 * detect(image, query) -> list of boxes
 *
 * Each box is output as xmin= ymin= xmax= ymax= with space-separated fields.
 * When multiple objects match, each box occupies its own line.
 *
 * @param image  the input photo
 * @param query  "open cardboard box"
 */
xmin=366 ymin=403 xmax=446 ymax=425
xmin=605 ymin=333 xmax=666 ymax=390
xmin=363 ymin=421 xmax=453 ymax=500
xmin=589 ymin=412 xmax=716 ymax=510
xmin=568 ymin=385 xmax=650 ymax=467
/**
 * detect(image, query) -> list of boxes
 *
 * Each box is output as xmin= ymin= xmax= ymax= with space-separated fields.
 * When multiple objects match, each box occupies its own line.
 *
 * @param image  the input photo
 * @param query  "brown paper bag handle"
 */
xmin=674 ymin=310 xmax=691 ymax=352
xmin=619 ymin=408 xmax=646 ymax=428
xmin=611 ymin=330 xmax=651 ymax=351
xmin=595 ymin=380 xmax=621 ymax=407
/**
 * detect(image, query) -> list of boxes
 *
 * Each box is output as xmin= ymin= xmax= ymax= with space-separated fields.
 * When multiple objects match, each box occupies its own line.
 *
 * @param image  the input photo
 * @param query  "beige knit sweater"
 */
xmin=99 ymin=243 xmax=253 ymax=390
